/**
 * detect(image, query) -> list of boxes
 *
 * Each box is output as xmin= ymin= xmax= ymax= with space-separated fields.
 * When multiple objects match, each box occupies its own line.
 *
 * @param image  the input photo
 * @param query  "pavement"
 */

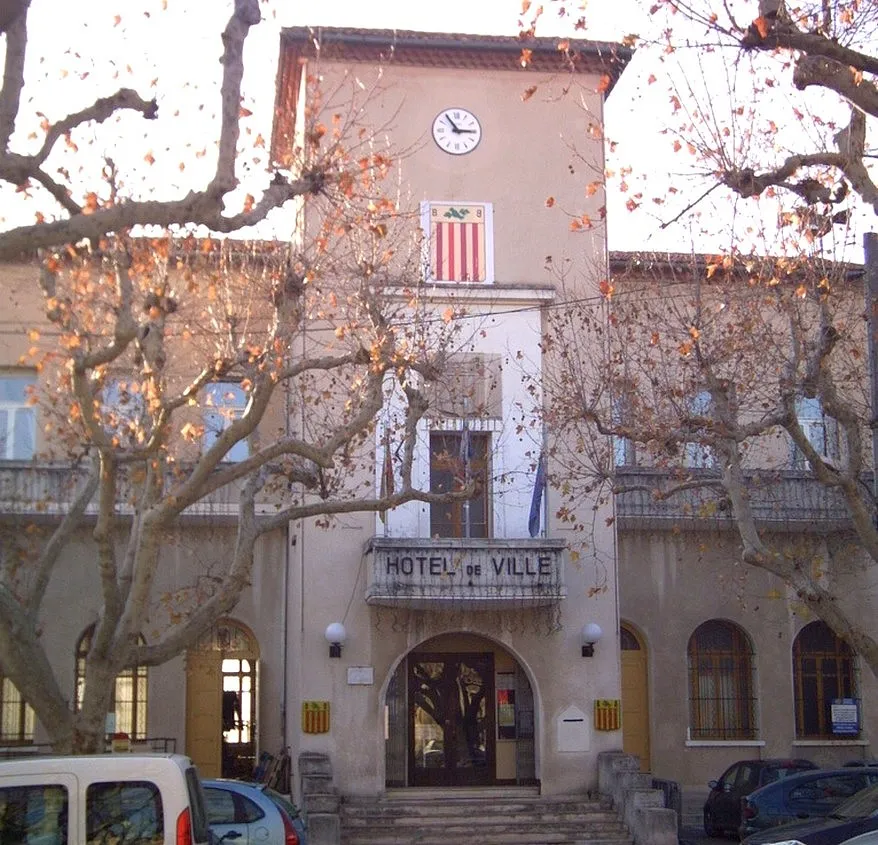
xmin=680 ymin=826 xmax=730 ymax=845
xmin=680 ymin=789 xmax=725 ymax=845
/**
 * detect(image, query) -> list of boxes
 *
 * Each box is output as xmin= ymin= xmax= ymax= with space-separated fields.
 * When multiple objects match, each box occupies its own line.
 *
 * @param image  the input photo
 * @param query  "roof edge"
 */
xmin=279 ymin=26 xmax=634 ymax=94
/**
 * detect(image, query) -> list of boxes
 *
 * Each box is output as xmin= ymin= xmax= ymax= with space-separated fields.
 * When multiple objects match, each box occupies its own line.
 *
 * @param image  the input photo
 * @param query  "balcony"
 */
xmin=0 ymin=462 xmax=278 ymax=522
xmin=364 ymin=537 xmax=567 ymax=609
xmin=613 ymin=467 xmax=862 ymax=532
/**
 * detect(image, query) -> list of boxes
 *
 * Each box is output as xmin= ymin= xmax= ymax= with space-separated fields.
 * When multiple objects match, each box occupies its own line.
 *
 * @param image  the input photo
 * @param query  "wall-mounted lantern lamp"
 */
xmin=581 ymin=622 xmax=603 ymax=657
xmin=325 ymin=622 xmax=347 ymax=659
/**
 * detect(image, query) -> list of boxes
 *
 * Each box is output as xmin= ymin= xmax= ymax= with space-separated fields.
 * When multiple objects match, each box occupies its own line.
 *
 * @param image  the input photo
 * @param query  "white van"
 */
xmin=0 ymin=752 xmax=212 ymax=844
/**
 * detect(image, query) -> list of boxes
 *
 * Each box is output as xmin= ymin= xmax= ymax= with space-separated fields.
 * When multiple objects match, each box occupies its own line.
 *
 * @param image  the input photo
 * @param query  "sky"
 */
xmin=4 ymin=0 xmax=870 ymax=262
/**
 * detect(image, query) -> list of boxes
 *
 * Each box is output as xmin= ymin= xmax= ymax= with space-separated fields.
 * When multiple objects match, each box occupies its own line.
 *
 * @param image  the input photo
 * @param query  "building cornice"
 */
xmin=279 ymin=26 xmax=633 ymax=94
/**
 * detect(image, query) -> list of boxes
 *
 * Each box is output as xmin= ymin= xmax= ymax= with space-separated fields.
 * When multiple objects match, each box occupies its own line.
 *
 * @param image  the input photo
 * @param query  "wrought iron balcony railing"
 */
xmin=0 ymin=461 xmax=277 ymax=521
xmin=613 ymin=466 xmax=864 ymax=531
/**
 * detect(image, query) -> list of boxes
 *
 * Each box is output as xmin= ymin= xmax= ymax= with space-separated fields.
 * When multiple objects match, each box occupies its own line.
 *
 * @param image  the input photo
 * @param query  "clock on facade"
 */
xmin=431 ymin=108 xmax=482 ymax=155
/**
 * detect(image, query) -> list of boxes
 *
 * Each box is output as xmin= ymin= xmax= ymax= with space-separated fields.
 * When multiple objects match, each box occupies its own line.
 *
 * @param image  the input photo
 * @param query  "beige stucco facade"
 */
xmin=619 ymin=527 xmax=878 ymax=789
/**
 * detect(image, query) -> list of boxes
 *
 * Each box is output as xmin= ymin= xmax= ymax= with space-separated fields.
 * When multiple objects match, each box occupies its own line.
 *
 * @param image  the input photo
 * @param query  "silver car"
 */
xmin=203 ymin=778 xmax=307 ymax=845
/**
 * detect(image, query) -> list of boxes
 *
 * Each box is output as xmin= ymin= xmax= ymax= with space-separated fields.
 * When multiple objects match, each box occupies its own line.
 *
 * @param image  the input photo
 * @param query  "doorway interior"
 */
xmin=385 ymin=633 xmax=536 ymax=788
xmin=185 ymin=619 xmax=259 ymax=779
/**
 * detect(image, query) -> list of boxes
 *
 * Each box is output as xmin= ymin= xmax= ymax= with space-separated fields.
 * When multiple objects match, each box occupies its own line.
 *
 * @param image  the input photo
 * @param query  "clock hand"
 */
xmin=444 ymin=113 xmax=461 ymax=133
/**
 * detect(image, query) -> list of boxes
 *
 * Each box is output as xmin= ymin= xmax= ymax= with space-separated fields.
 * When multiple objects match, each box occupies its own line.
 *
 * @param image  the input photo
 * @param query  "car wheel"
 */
xmin=704 ymin=809 xmax=719 ymax=838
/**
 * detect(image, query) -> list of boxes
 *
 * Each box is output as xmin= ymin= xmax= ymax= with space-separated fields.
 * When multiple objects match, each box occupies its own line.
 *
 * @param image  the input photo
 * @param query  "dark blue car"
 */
xmin=704 ymin=759 xmax=818 ymax=837
xmin=742 ymin=778 xmax=878 ymax=845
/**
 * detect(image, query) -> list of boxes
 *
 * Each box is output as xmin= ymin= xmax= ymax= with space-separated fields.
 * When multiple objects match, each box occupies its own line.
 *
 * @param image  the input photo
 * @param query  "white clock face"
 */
xmin=432 ymin=108 xmax=482 ymax=155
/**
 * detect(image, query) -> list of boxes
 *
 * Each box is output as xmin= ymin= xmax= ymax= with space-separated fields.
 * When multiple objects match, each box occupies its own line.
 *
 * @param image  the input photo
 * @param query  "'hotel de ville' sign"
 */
xmin=364 ymin=537 xmax=567 ymax=609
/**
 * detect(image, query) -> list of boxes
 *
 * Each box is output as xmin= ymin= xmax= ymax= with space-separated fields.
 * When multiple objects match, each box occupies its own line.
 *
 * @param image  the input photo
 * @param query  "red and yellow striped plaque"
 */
xmin=302 ymin=701 xmax=330 ymax=734
xmin=430 ymin=204 xmax=486 ymax=282
xmin=594 ymin=699 xmax=621 ymax=731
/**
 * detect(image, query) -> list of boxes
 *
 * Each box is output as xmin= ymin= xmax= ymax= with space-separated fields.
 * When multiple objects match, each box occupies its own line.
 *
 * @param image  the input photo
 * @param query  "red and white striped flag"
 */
xmin=430 ymin=204 xmax=486 ymax=282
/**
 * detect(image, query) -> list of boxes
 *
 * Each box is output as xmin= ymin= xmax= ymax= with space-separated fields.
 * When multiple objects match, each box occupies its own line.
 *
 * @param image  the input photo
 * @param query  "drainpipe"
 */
xmin=281 ymin=380 xmax=292 ymax=747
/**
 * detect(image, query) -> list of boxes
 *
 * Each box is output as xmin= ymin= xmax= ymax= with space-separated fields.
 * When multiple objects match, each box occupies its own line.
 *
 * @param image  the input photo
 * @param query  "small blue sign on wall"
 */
xmin=831 ymin=698 xmax=859 ymax=735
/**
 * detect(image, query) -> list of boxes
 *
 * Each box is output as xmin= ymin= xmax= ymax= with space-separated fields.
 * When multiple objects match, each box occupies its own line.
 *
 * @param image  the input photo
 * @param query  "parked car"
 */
xmin=203 ymin=778 xmax=307 ymax=845
xmin=839 ymin=831 xmax=878 ymax=845
xmin=704 ymin=759 xmax=819 ymax=837
xmin=0 ymin=753 xmax=212 ymax=844
xmin=740 ymin=768 xmax=878 ymax=838
xmin=741 ymin=781 xmax=878 ymax=845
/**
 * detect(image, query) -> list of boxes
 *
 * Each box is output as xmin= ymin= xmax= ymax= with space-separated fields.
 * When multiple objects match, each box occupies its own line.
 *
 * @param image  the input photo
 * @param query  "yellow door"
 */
xmin=620 ymin=624 xmax=650 ymax=772
xmin=185 ymin=651 xmax=223 ymax=778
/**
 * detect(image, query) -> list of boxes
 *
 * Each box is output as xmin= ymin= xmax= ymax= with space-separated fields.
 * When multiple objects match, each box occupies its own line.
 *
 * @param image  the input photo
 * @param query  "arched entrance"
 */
xmin=620 ymin=622 xmax=650 ymax=771
xmin=185 ymin=619 xmax=259 ymax=779
xmin=384 ymin=633 xmax=536 ymax=788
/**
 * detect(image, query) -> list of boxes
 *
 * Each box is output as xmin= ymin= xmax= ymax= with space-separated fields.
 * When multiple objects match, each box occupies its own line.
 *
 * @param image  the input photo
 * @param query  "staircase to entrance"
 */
xmin=339 ymin=788 xmax=635 ymax=845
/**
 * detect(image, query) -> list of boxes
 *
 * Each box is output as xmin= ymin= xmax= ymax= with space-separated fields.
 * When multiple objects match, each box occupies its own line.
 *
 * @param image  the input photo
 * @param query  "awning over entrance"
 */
xmin=363 ymin=537 xmax=566 ymax=609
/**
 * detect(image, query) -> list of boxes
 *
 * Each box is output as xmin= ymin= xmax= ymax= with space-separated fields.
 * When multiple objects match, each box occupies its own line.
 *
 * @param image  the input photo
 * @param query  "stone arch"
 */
xmin=186 ymin=617 xmax=260 ymax=779
xmin=379 ymin=629 xmax=541 ymax=788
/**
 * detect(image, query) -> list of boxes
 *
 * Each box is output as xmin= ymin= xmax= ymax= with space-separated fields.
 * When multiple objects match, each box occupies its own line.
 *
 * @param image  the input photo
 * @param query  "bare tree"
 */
xmin=0 ymin=0 xmax=470 ymax=752
xmin=537 ymin=250 xmax=878 ymax=675
xmin=0 ymin=0 xmax=329 ymax=258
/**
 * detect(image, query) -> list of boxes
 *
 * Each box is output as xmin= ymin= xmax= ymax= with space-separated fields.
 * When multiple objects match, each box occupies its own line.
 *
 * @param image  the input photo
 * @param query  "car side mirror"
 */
xmin=708 ymin=780 xmax=719 ymax=789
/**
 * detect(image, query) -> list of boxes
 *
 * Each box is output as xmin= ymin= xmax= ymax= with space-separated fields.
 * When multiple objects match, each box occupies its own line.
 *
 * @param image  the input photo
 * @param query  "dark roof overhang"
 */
xmin=279 ymin=26 xmax=633 ymax=95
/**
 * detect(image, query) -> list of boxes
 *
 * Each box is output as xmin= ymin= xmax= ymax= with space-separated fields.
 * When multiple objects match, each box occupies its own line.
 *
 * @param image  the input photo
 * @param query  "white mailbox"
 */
xmin=556 ymin=705 xmax=590 ymax=753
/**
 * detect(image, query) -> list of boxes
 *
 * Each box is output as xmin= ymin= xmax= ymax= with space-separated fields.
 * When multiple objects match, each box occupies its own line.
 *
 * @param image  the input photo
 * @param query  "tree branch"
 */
xmin=793 ymin=56 xmax=878 ymax=120
xmin=0 ymin=171 xmax=327 ymax=259
xmin=0 ymin=0 xmax=328 ymax=260
xmin=208 ymin=0 xmax=261 ymax=197
xmin=742 ymin=18 xmax=878 ymax=77
xmin=0 ymin=0 xmax=29 ymax=150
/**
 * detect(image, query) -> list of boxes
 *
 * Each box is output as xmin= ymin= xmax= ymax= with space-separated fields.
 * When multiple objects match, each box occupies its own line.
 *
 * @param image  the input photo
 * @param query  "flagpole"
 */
xmin=461 ymin=397 xmax=470 ymax=539
xmin=528 ymin=426 xmax=548 ymax=539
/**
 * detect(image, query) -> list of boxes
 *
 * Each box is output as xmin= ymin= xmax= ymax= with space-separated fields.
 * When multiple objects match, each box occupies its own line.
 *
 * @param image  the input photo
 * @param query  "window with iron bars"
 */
xmin=75 ymin=624 xmax=148 ymax=740
xmin=0 ymin=674 xmax=35 ymax=744
xmin=794 ymin=621 xmax=858 ymax=739
xmin=688 ymin=620 xmax=757 ymax=740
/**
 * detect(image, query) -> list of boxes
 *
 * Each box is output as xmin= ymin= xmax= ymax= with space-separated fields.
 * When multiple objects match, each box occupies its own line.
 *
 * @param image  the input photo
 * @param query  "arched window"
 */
xmin=688 ymin=620 xmax=756 ymax=740
xmin=0 ymin=673 xmax=35 ymax=743
xmin=75 ymin=625 xmax=148 ymax=739
xmin=620 ymin=625 xmax=641 ymax=651
xmin=794 ymin=621 xmax=857 ymax=738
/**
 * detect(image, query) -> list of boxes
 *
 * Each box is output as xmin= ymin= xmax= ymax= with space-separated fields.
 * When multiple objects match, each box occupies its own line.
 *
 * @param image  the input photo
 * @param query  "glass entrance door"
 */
xmin=409 ymin=652 xmax=495 ymax=786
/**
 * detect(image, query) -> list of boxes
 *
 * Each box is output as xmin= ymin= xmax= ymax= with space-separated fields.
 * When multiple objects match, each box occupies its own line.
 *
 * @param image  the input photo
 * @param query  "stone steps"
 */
xmin=340 ymin=793 xmax=634 ymax=845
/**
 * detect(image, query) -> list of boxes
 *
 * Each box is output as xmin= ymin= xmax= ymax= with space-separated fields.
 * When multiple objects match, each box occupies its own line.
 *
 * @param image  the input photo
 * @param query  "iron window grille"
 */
xmin=794 ymin=621 xmax=858 ymax=739
xmin=688 ymin=619 xmax=757 ymax=740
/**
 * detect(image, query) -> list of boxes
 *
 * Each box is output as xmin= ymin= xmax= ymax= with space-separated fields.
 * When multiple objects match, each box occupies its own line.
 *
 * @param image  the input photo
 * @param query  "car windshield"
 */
xmin=764 ymin=766 xmax=813 ymax=784
xmin=830 ymin=783 xmax=878 ymax=819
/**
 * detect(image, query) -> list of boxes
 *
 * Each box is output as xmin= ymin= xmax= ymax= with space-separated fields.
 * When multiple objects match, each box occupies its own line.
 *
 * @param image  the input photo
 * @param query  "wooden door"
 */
xmin=185 ymin=650 xmax=223 ymax=778
xmin=620 ymin=624 xmax=650 ymax=772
